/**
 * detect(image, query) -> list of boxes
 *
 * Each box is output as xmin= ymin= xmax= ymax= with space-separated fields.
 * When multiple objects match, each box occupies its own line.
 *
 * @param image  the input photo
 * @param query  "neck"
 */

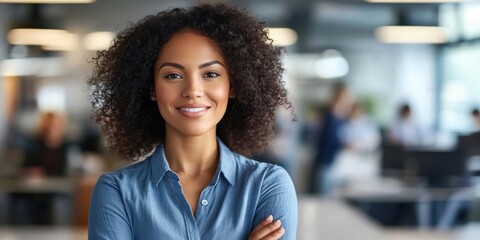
xmin=164 ymin=130 xmax=219 ymax=177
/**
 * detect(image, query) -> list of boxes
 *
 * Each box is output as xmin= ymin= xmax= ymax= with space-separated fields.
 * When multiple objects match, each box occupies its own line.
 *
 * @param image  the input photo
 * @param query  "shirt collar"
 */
xmin=150 ymin=144 xmax=170 ymax=187
xmin=150 ymin=138 xmax=236 ymax=187
xmin=215 ymin=138 xmax=236 ymax=186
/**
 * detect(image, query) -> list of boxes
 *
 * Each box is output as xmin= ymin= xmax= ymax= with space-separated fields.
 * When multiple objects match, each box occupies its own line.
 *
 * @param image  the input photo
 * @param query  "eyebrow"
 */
xmin=158 ymin=60 xmax=225 ymax=71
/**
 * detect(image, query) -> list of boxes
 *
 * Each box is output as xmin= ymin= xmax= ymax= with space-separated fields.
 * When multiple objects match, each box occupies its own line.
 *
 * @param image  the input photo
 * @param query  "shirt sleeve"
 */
xmin=88 ymin=173 xmax=133 ymax=240
xmin=252 ymin=165 xmax=298 ymax=240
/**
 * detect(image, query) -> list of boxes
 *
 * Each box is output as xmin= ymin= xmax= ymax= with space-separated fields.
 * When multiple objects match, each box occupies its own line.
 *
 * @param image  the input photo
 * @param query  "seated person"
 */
xmin=22 ymin=112 xmax=68 ymax=178
xmin=11 ymin=112 xmax=69 ymax=225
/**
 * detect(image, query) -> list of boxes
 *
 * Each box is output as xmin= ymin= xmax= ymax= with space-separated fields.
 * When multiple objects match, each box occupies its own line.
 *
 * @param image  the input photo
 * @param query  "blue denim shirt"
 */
xmin=88 ymin=139 xmax=297 ymax=239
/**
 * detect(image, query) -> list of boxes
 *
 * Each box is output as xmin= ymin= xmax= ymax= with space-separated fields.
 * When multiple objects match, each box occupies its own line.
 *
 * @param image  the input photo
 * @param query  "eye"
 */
xmin=203 ymin=72 xmax=219 ymax=78
xmin=164 ymin=73 xmax=182 ymax=79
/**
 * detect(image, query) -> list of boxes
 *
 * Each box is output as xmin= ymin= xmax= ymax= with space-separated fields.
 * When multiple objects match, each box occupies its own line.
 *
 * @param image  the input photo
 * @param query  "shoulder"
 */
xmin=233 ymin=153 xmax=295 ymax=194
xmin=97 ymin=157 xmax=152 ymax=187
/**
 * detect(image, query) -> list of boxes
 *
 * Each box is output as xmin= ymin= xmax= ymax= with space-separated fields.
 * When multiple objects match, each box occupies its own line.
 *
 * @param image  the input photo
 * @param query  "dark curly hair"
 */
xmin=88 ymin=3 xmax=291 ymax=160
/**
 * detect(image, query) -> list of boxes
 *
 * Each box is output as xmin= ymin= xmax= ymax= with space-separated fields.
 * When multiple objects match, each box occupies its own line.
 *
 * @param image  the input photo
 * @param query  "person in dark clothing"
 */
xmin=22 ymin=112 xmax=68 ymax=177
xmin=11 ymin=112 xmax=68 ymax=225
xmin=311 ymin=83 xmax=353 ymax=194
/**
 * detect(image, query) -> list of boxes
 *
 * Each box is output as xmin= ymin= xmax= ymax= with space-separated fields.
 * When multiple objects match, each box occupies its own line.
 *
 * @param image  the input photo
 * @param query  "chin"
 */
xmin=176 ymin=125 xmax=216 ymax=138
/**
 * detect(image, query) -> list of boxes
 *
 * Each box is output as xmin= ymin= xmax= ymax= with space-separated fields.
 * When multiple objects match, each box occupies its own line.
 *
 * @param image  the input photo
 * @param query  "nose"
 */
xmin=182 ymin=75 xmax=203 ymax=98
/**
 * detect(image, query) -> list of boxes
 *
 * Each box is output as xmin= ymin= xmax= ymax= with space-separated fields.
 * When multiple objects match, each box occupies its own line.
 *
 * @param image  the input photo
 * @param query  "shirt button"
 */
xmin=201 ymin=199 xmax=208 ymax=206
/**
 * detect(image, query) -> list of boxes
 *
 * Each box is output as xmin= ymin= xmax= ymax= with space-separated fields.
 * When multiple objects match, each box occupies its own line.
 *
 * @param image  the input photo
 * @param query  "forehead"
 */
xmin=156 ymin=29 xmax=225 ymax=63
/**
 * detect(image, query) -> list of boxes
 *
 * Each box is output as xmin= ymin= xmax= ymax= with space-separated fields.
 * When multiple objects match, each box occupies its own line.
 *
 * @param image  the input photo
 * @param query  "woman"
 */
xmin=11 ymin=112 xmax=68 ymax=224
xmin=87 ymin=3 xmax=297 ymax=240
xmin=23 ymin=112 xmax=68 ymax=178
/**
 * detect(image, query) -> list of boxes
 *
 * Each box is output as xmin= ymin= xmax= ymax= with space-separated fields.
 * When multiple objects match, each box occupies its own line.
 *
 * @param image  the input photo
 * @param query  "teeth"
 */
xmin=180 ymin=107 xmax=207 ymax=113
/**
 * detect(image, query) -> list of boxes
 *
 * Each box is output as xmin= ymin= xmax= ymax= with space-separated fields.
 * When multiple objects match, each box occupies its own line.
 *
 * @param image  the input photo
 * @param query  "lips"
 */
xmin=179 ymin=107 xmax=208 ymax=113
xmin=176 ymin=104 xmax=211 ymax=118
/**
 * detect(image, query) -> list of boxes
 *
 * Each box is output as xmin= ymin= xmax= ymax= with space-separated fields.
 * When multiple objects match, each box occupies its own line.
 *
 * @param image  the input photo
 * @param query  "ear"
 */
xmin=229 ymin=88 xmax=235 ymax=99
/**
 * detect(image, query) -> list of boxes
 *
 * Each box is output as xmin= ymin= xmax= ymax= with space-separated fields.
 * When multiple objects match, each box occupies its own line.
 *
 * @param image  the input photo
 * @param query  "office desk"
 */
xmin=333 ymin=178 xmax=478 ymax=229
xmin=298 ymin=196 xmax=385 ymax=240
xmin=334 ymin=179 xmax=476 ymax=202
xmin=0 ymin=177 xmax=74 ymax=194
xmin=0 ymin=177 xmax=94 ymax=225
xmin=0 ymin=226 xmax=87 ymax=240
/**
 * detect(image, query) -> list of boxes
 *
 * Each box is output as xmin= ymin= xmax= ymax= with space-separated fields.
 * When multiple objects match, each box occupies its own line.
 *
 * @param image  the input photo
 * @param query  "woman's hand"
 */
xmin=248 ymin=215 xmax=285 ymax=240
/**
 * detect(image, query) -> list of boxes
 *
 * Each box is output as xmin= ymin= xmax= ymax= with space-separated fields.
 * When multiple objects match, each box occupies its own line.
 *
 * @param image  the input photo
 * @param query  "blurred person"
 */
xmin=341 ymin=102 xmax=380 ymax=153
xmin=22 ymin=111 xmax=68 ymax=178
xmin=87 ymin=4 xmax=297 ymax=239
xmin=471 ymin=108 xmax=480 ymax=132
xmin=388 ymin=103 xmax=424 ymax=148
xmin=330 ymin=102 xmax=381 ymax=187
xmin=310 ymin=82 xmax=354 ymax=194
xmin=10 ymin=111 xmax=69 ymax=225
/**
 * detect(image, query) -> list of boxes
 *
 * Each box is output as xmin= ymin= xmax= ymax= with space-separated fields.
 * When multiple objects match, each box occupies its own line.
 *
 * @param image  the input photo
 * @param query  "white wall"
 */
xmin=296 ymin=29 xmax=438 ymax=130
xmin=392 ymin=45 xmax=436 ymax=130
xmin=347 ymin=43 xmax=437 ymax=130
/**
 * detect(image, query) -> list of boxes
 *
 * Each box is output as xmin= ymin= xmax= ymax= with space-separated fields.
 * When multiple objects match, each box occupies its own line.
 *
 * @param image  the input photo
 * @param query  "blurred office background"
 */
xmin=1 ymin=0 xmax=480 ymax=239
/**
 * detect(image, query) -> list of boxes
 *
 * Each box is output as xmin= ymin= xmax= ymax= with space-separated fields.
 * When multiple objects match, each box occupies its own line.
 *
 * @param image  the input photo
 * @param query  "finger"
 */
xmin=250 ymin=219 xmax=282 ymax=240
xmin=261 ymin=227 xmax=285 ymax=240
xmin=250 ymin=215 xmax=273 ymax=236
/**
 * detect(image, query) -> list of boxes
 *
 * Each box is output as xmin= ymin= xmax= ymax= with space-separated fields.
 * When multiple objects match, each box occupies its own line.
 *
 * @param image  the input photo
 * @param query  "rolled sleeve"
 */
xmin=252 ymin=165 xmax=298 ymax=240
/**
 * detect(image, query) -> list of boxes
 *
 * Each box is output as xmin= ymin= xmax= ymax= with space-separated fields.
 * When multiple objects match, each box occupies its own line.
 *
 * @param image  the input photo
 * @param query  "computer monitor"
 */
xmin=381 ymin=144 xmax=407 ymax=177
xmin=406 ymin=149 xmax=466 ymax=187
xmin=457 ymin=133 xmax=480 ymax=157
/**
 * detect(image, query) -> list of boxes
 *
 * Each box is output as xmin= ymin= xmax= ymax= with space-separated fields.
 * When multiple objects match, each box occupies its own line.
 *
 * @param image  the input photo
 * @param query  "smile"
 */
xmin=176 ymin=104 xmax=211 ymax=118
xmin=179 ymin=107 xmax=208 ymax=113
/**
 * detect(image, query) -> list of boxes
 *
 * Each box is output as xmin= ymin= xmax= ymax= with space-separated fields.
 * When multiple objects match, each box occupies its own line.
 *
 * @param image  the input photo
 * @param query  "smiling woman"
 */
xmin=87 ymin=3 xmax=296 ymax=240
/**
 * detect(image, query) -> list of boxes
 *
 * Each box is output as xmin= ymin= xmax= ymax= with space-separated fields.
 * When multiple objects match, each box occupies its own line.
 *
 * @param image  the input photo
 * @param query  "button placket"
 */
xmin=195 ymin=187 xmax=211 ymax=222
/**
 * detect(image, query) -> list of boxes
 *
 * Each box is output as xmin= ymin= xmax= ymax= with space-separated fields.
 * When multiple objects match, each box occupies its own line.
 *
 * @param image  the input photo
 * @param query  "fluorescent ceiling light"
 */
xmin=0 ymin=0 xmax=94 ymax=3
xmin=83 ymin=31 xmax=115 ymax=51
xmin=375 ymin=26 xmax=447 ymax=44
xmin=267 ymin=28 xmax=298 ymax=46
xmin=366 ymin=0 xmax=468 ymax=3
xmin=0 ymin=57 xmax=65 ymax=77
xmin=285 ymin=51 xmax=349 ymax=79
xmin=8 ymin=28 xmax=78 ymax=51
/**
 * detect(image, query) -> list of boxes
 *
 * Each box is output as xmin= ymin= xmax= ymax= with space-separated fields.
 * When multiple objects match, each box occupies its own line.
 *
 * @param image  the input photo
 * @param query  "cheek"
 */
xmin=155 ymin=86 xmax=176 ymax=112
xmin=212 ymin=84 xmax=230 ymax=106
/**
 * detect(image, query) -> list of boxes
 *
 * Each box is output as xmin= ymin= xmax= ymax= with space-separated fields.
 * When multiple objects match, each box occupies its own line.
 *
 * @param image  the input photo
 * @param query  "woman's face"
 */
xmin=153 ymin=29 xmax=231 ymax=138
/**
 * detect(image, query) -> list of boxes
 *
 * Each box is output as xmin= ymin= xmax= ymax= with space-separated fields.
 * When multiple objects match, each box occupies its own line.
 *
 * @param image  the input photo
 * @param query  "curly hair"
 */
xmin=88 ymin=3 xmax=291 ymax=160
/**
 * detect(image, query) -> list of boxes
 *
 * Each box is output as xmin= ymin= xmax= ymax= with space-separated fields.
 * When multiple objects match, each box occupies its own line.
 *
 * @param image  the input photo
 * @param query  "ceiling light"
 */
xmin=83 ymin=31 xmax=115 ymax=51
xmin=0 ymin=0 xmax=95 ymax=3
xmin=375 ymin=26 xmax=447 ymax=44
xmin=366 ymin=0 xmax=468 ymax=3
xmin=8 ymin=28 xmax=78 ymax=51
xmin=0 ymin=57 xmax=65 ymax=77
xmin=267 ymin=28 xmax=298 ymax=46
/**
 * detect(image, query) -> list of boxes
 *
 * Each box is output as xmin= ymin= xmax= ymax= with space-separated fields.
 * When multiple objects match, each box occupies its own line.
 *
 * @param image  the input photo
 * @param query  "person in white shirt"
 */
xmin=388 ymin=104 xmax=424 ymax=148
xmin=341 ymin=102 xmax=380 ymax=153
